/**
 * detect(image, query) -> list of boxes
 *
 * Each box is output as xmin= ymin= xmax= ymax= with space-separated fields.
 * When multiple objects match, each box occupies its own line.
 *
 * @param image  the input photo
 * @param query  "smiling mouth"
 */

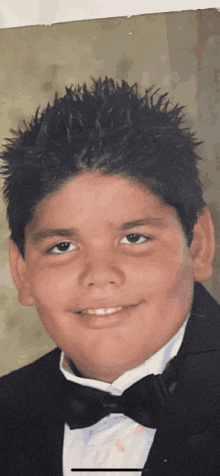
xmin=76 ymin=304 xmax=137 ymax=316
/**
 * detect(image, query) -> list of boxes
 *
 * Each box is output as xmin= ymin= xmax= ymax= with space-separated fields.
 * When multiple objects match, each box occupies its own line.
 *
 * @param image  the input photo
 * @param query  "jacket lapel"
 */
xmin=29 ymin=352 xmax=66 ymax=476
xmin=2 ymin=348 xmax=65 ymax=476
xmin=11 ymin=413 xmax=64 ymax=476
xmin=142 ymin=282 xmax=220 ymax=475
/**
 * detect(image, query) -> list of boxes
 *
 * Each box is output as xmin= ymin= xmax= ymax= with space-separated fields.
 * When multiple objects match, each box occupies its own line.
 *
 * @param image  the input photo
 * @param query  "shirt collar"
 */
xmin=60 ymin=312 xmax=190 ymax=396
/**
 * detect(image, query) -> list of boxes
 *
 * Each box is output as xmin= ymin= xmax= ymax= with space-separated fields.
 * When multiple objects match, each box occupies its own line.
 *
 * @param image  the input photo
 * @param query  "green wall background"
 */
xmin=0 ymin=8 xmax=220 ymax=376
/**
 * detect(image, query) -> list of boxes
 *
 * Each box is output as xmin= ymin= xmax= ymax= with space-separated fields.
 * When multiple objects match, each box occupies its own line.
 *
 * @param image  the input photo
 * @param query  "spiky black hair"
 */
xmin=0 ymin=77 xmax=205 ymax=257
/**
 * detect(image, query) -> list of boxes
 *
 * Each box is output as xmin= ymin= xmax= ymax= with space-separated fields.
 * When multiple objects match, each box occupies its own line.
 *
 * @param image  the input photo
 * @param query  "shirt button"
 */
xmin=169 ymin=382 xmax=177 ymax=393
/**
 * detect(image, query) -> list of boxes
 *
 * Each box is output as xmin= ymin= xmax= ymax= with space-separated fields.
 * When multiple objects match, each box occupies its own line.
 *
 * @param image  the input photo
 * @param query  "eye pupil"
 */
xmin=127 ymin=234 xmax=141 ymax=243
xmin=57 ymin=242 xmax=70 ymax=251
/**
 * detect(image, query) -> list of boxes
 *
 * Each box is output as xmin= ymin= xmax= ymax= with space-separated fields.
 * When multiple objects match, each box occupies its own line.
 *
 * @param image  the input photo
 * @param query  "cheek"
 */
xmin=129 ymin=248 xmax=192 ymax=291
xmin=28 ymin=266 xmax=75 ymax=310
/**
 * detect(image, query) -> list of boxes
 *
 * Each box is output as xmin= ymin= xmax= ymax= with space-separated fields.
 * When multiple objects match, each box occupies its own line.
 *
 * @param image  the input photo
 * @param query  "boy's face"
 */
xmin=20 ymin=173 xmax=196 ymax=381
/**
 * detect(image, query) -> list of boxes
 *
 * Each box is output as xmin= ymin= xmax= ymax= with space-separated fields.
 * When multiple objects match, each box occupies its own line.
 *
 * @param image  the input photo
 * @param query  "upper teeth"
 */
xmin=82 ymin=307 xmax=123 ymax=315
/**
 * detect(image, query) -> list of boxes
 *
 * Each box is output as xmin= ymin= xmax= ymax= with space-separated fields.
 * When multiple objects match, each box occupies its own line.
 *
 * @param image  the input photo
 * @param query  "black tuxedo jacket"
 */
xmin=1 ymin=282 xmax=220 ymax=476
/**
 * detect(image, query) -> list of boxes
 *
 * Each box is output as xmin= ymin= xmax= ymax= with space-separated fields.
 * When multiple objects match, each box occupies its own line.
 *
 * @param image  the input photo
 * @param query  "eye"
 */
xmin=120 ymin=234 xmax=152 ymax=245
xmin=47 ymin=242 xmax=76 ymax=254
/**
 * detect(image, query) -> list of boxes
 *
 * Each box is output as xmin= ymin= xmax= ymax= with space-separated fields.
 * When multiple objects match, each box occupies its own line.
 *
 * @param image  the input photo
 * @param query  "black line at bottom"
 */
xmin=71 ymin=470 xmax=142 ymax=472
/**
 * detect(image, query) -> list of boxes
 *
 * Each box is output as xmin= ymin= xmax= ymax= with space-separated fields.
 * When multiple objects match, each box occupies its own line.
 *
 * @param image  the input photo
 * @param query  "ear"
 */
xmin=190 ymin=207 xmax=215 ymax=282
xmin=9 ymin=239 xmax=35 ymax=306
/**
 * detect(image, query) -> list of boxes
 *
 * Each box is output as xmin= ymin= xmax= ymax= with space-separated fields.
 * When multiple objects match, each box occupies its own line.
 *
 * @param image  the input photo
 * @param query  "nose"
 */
xmin=78 ymin=251 xmax=125 ymax=288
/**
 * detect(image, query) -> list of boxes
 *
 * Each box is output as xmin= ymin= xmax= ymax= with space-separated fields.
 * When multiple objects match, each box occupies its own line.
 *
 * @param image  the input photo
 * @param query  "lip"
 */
xmin=74 ymin=302 xmax=141 ymax=329
xmin=76 ymin=303 xmax=138 ymax=314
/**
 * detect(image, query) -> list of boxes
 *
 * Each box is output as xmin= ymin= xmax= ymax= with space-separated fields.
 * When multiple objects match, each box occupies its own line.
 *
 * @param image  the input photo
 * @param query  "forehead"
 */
xmin=40 ymin=172 xmax=167 ymax=211
xmin=26 ymin=173 xmax=180 ymax=236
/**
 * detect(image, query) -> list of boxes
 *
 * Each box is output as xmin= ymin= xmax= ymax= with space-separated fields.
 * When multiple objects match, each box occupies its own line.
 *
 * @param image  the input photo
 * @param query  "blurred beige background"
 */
xmin=0 ymin=8 xmax=220 ymax=376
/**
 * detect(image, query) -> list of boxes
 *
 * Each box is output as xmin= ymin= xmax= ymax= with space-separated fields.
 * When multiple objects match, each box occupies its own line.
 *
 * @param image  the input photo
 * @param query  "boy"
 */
xmin=0 ymin=77 xmax=219 ymax=476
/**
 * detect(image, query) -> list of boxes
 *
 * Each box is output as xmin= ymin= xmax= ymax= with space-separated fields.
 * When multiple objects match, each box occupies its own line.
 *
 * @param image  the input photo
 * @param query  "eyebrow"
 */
xmin=31 ymin=217 xmax=166 ymax=244
xmin=118 ymin=217 xmax=165 ymax=231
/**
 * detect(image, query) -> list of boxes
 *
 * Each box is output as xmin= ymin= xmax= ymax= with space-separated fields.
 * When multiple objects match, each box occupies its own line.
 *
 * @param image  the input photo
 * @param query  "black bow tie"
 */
xmin=62 ymin=355 xmax=181 ymax=430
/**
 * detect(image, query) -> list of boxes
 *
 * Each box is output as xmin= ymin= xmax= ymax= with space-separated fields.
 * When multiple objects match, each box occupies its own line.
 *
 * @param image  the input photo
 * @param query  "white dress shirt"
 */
xmin=60 ymin=315 xmax=189 ymax=476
